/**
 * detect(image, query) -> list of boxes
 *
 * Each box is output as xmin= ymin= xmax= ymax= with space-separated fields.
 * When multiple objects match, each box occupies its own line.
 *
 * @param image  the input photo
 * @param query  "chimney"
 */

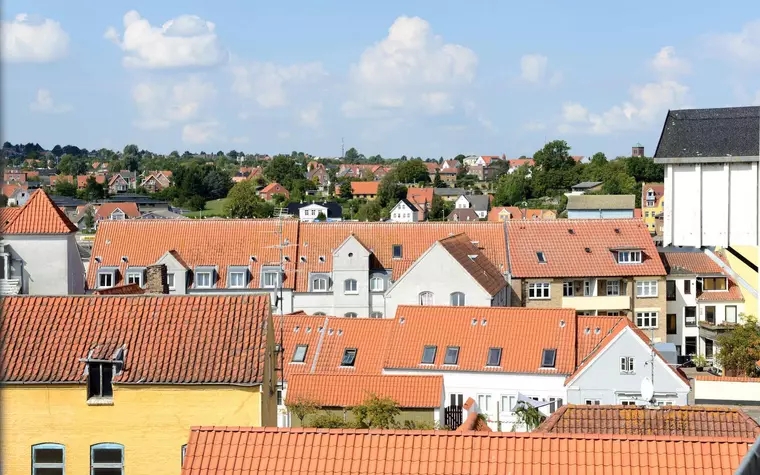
xmin=145 ymin=264 xmax=169 ymax=294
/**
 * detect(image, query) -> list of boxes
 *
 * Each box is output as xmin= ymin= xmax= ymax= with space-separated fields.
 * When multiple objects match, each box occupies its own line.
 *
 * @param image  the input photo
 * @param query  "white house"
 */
xmin=388 ymin=199 xmax=419 ymax=223
xmin=0 ymin=189 xmax=85 ymax=295
xmin=286 ymin=202 xmax=343 ymax=222
xmin=455 ymin=195 xmax=489 ymax=219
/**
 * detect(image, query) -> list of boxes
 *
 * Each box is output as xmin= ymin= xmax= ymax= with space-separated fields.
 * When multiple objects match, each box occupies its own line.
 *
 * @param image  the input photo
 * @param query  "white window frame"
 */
xmin=636 ymin=311 xmax=658 ymax=329
xmin=166 ymin=273 xmax=175 ymax=290
xmin=370 ymin=312 xmax=383 ymax=318
xmin=606 ymin=280 xmax=620 ymax=296
xmin=477 ymin=394 xmax=492 ymax=413
xmin=450 ymin=292 xmax=465 ymax=306
xmin=726 ymin=305 xmax=738 ymax=323
xmin=500 ymin=395 xmax=516 ymax=414
xmin=195 ymin=271 xmax=213 ymax=288
xmin=585 ymin=399 xmax=601 ymax=405
xmin=229 ymin=271 xmax=246 ymax=289
xmin=91 ymin=443 xmax=124 ymax=475
xmin=312 ymin=277 xmax=328 ymax=292
xmin=419 ymin=291 xmax=434 ymax=305
xmin=562 ymin=282 xmax=574 ymax=297
xmin=636 ymin=280 xmax=658 ymax=297
xmin=528 ymin=282 xmax=550 ymax=300
xmin=262 ymin=271 xmax=279 ymax=289
xmin=370 ymin=276 xmax=384 ymax=292
xmin=98 ymin=272 xmax=114 ymax=289
xmin=32 ymin=442 xmax=65 ymax=475
xmin=344 ymin=279 xmax=358 ymax=294
xmin=617 ymin=250 xmax=642 ymax=264
xmin=126 ymin=272 xmax=143 ymax=287
xmin=583 ymin=280 xmax=593 ymax=296
xmin=620 ymin=356 xmax=635 ymax=374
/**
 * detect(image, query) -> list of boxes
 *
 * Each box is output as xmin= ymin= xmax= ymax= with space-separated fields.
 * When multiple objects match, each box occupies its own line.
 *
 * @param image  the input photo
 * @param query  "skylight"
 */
xmin=421 ymin=346 xmax=437 ymax=364
xmin=341 ymin=348 xmax=357 ymax=367
xmin=541 ymin=348 xmax=557 ymax=368
xmin=444 ymin=346 xmax=460 ymax=365
xmin=486 ymin=348 xmax=502 ymax=367
xmin=292 ymin=344 xmax=308 ymax=363
xmin=392 ymin=244 xmax=403 ymax=259
xmin=536 ymin=251 xmax=547 ymax=264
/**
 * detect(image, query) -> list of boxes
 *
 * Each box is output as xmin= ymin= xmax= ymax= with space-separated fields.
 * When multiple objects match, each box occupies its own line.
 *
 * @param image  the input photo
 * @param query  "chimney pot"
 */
xmin=145 ymin=264 xmax=169 ymax=294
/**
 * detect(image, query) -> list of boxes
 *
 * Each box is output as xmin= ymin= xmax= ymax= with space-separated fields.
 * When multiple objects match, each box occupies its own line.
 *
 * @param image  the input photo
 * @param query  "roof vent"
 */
xmin=293 ymin=326 xmax=300 ymax=332
xmin=585 ymin=247 xmax=591 ymax=253
xmin=559 ymin=320 xmax=566 ymax=328
xmin=568 ymin=229 xmax=575 ymax=235
xmin=399 ymin=317 xmax=405 ymax=324
xmin=284 ymin=256 xmax=291 ymax=262
xmin=471 ymin=240 xmax=479 ymax=246
xmin=337 ymin=329 xmax=343 ymax=336
xmin=614 ymin=228 xmax=620 ymax=234
xmin=95 ymin=256 xmax=102 ymax=263
xmin=300 ymin=256 xmax=307 ymax=263
xmin=306 ymin=327 xmax=312 ymax=333
xmin=595 ymin=327 xmax=601 ymax=334
xmin=584 ymin=327 xmax=590 ymax=335
xmin=481 ymin=319 xmax=487 ymax=326
xmin=471 ymin=318 xmax=478 ymax=326
xmin=250 ymin=255 xmax=257 ymax=262
xmin=328 ymin=328 xmax=334 ymax=335
xmin=121 ymin=256 xmax=128 ymax=262
xmin=468 ymin=254 xmax=478 ymax=260
xmin=317 ymin=326 xmax=323 ymax=333
xmin=318 ymin=256 xmax=326 ymax=263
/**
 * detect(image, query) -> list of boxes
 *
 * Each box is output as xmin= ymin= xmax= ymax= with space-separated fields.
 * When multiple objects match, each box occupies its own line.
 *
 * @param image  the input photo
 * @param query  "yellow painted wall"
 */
xmin=642 ymin=197 xmax=663 ymax=233
xmin=2 ymin=384 xmax=264 ymax=475
xmin=722 ymin=245 xmax=758 ymax=317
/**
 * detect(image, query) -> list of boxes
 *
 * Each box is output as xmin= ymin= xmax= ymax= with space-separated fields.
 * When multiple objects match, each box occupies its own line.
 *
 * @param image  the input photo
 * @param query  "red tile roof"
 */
xmin=260 ymin=182 xmax=287 ymax=194
xmin=350 ymin=181 xmax=380 ymax=195
xmin=0 ymin=189 xmax=78 ymax=234
xmin=286 ymin=374 xmax=443 ymax=408
xmin=182 ymin=427 xmax=753 ymax=475
xmin=87 ymin=220 xmax=300 ymax=289
xmin=406 ymin=187 xmax=434 ymax=206
xmin=488 ymin=206 xmax=556 ymax=222
xmin=1 ymin=295 xmax=271 ymax=384
xmin=437 ymin=233 xmax=506 ymax=296
xmin=642 ymin=183 xmax=665 ymax=207
xmin=92 ymin=283 xmax=146 ymax=295
xmin=661 ymin=251 xmax=724 ymax=275
xmin=95 ymin=202 xmax=141 ymax=220
xmin=507 ymin=218 xmax=665 ymax=278
xmin=537 ymin=404 xmax=760 ymax=438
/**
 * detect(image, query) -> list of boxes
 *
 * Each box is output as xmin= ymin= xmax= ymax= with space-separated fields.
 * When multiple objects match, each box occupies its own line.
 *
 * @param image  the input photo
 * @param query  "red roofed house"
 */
xmin=488 ymin=206 xmax=557 ymax=222
xmin=349 ymin=181 xmax=379 ymax=199
xmin=259 ymin=182 xmax=289 ymax=201
xmin=140 ymin=170 xmax=172 ymax=193
xmin=94 ymin=202 xmax=141 ymax=225
xmin=0 ymin=189 xmax=84 ymax=295
xmin=506 ymin=219 xmax=669 ymax=343
xmin=406 ymin=187 xmax=434 ymax=220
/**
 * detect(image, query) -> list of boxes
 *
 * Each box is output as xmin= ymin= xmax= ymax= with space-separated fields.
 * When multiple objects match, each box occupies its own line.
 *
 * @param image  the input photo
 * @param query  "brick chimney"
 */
xmin=145 ymin=264 xmax=169 ymax=294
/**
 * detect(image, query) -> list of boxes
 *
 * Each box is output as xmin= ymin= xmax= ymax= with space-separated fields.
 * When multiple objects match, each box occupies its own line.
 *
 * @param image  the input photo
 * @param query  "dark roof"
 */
xmin=50 ymin=195 xmax=88 ymax=207
xmin=571 ymin=181 xmax=603 ymax=190
xmin=434 ymin=187 xmax=466 ymax=196
xmin=99 ymin=194 xmax=168 ymax=205
xmin=286 ymin=201 xmax=342 ymax=218
xmin=395 ymin=198 xmax=418 ymax=210
xmin=654 ymin=107 xmax=760 ymax=160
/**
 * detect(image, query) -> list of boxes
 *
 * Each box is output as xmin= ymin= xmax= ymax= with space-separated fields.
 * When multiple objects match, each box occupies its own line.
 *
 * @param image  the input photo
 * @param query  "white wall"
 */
xmin=693 ymin=378 xmax=760 ymax=405
xmin=666 ymin=276 xmax=699 ymax=354
xmin=389 ymin=202 xmax=417 ymax=223
xmin=4 ymin=234 xmax=84 ymax=295
xmin=332 ymin=237 xmax=371 ymax=316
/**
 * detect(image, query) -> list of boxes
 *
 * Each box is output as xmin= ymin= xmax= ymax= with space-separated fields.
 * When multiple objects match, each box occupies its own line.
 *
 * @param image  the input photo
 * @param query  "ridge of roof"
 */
xmin=1 ymin=189 xmax=78 ymax=234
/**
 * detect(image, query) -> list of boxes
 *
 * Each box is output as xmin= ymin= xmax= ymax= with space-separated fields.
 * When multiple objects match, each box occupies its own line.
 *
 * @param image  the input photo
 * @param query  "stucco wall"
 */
xmin=4 ymin=234 xmax=84 ymax=295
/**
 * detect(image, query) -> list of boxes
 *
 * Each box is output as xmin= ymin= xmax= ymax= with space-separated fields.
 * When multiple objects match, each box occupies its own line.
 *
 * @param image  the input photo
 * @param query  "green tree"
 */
xmin=315 ymin=211 xmax=327 ymax=222
xmin=376 ymin=173 xmax=407 ymax=208
xmin=0 ymin=194 xmax=8 ymax=207
xmin=224 ymin=180 xmax=274 ymax=218
xmin=352 ymin=394 xmax=401 ymax=429
xmin=83 ymin=206 xmax=95 ymax=231
xmin=123 ymin=144 xmax=139 ymax=156
xmin=530 ymin=139 xmax=580 ymax=197
xmin=623 ymin=155 xmax=664 ymax=183
xmin=395 ymin=159 xmax=430 ymax=184
xmin=81 ymin=176 xmax=107 ymax=201
xmin=493 ymin=166 xmax=531 ymax=206
xmin=289 ymin=179 xmax=317 ymax=203
xmin=307 ymin=413 xmax=350 ymax=428
xmin=202 ymin=169 xmax=233 ymax=200
xmin=513 ymin=402 xmax=546 ymax=431
xmin=265 ymin=155 xmax=305 ymax=190
xmin=601 ymin=161 xmax=637 ymax=196
xmin=57 ymin=154 xmax=86 ymax=175
xmin=54 ymin=179 xmax=78 ymax=197
xmin=355 ymin=201 xmax=382 ymax=221
xmin=344 ymin=147 xmax=360 ymax=161
xmin=429 ymin=194 xmax=452 ymax=221
xmin=433 ymin=171 xmax=444 ymax=188
xmin=51 ymin=145 xmax=63 ymax=157
xmin=717 ymin=315 xmax=760 ymax=377
xmin=287 ymin=397 xmax=321 ymax=426
xmin=338 ymin=178 xmax=353 ymax=199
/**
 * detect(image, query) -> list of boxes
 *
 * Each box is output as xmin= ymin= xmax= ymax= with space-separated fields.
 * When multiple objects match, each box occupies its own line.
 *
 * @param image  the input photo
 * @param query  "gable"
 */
xmin=332 ymin=235 xmax=371 ymax=259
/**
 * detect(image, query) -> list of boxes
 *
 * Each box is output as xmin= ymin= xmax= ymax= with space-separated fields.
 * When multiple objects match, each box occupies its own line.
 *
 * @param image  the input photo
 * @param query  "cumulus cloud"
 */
xmin=230 ymin=60 xmax=326 ymax=109
xmin=105 ymin=10 xmax=228 ymax=68
xmin=2 ymin=14 xmax=69 ymax=62
xmin=131 ymin=76 xmax=216 ymax=130
xmin=704 ymin=19 xmax=760 ymax=66
xmin=29 ymin=89 xmax=72 ymax=113
xmin=182 ymin=121 xmax=220 ymax=144
xmin=343 ymin=16 xmax=478 ymax=118
xmin=558 ymin=47 xmax=690 ymax=135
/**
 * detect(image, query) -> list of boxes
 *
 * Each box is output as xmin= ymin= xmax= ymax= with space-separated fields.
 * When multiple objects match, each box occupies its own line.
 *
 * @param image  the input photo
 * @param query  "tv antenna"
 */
xmin=268 ymin=208 xmax=296 ymax=392
xmin=341 ymin=137 xmax=345 ymax=160
xmin=640 ymin=327 xmax=657 ymax=406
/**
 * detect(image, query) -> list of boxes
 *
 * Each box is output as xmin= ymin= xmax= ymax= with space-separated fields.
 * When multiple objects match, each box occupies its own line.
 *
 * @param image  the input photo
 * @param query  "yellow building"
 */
xmin=641 ymin=182 xmax=664 ymax=235
xmin=719 ymin=245 xmax=758 ymax=318
xmin=1 ymin=294 xmax=278 ymax=475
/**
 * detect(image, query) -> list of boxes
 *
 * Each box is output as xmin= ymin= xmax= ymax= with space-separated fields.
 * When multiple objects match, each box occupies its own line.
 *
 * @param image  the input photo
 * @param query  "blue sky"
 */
xmin=3 ymin=1 xmax=759 ymax=158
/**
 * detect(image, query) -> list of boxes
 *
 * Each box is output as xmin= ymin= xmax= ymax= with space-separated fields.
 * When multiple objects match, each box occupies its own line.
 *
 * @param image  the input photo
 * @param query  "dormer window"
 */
xmin=261 ymin=268 xmax=281 ymax=288
xmin=312 ymin=276 xmax=328 ymax=292
xmin=617 ymin=250 xmax=642 ymax=264
xmin=702 ymin=277 xmax=727 ymax=291
xmin=195 ymin=271 xmax=212 ymax=288
xmin=229 ymin=271 xmax=246 ymax=288
xmin=87 ymin=362 xmax=114 ymax=401
xmin=97 ymin=268 xmax=117 ymax=289
xmin=125 ymin=268 xmax=145 ymax=287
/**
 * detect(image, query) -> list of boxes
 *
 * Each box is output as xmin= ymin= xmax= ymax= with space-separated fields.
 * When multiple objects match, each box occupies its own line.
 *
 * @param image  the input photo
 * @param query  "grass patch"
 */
xmin=185 ymin=198 xmax=229 ymax=218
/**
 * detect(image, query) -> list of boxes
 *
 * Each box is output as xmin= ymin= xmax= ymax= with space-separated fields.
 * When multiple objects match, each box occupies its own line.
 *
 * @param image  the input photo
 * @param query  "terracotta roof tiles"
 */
xmin=0 ymin=189 xmax=78 ymax=234
xmin=660 ymin=251 xmax=724 ymax=275
xmin=437 ymin=233 xmax=506 ymax=296
xmin=536 ymin=404 xmax=760 ymax=438
xmin=1 ymin=295 xmax=271 ymax=384
xmin=95 ymin=202 xmax=141 ymax=220
xmin=182 ymin=427 xmax=753 ymax=475
xmin=350 ymin=181 xmax=380 ymax=195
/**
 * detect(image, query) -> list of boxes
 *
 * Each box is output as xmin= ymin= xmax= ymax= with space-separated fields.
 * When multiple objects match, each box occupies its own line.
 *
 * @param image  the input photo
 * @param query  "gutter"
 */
xmin=703 ymin=248 xmax=757 ymax=300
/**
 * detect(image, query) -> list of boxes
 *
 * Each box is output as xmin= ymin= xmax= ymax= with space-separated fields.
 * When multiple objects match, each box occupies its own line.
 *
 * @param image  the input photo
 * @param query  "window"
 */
xmin=636 ymin=280 xmax=658 ymax=297
xmin=166 ymin=273 xmax=175 ymax=290
xmin=312 ymin=277 xmax=328 ymax=291
xmin=621 ymin=400 xmax=636 ymax=406
xmin=585 ymin=399 xmax=601 ymax=405
xmin=126 ymin=272 xmax=143 ymax=286
xmin=292 ymin=345 xmax=308 ymax=363
xmin=344 ymin=279 xmax=358 ymax=294
xmin=392 ymin=244 xmax=403 ymax=259
xmin=229 ymin=272 xmax=246 ymax=288
xmin=418 ymin=291 xmax=434 ymax=305
xmin=262 ymin=271 xmax=279 ymax=288
xmin=666 ymin=280 xmax=676 ymax=301
xmin=606 ymin=280 xmax=620 ymax=296
xmin=370 ymin=312 xmax=383 ymax=318
xmin=276 ymin=390 xmax=283 ymax=406
xmin=562 ymin=282 xmax=574 ymax=297
xmin=617 ymin=250 xmax=642 ymax=264
xmin=195 ymin=271 xmax=212 ymax=288
xmin=486 ymin=347 xmax=502 ymax=367
xmin=705 ymin=306 xmax=716 ymax=324
xmin=685 ymin=306 xmax=697 ymax=326
xmin=341 ymin=348 xmax=357 ymax=366
xmin=344 ymin=312 xmax=358 ymax=318
xmin=636 ymin=311 xmax=658 ymax=329
xmin=501 ymin=395 xmax=516 ymax=413
xmin=87 ymin=363 xmax=114 ymax=400
xmin=702 ymin=277 xmax=727 ymax=291
xmin=450 ymin=393 xmax=464 ymax=407
xmin=444 ymin=346 xmax=460 ymax=365
xmin=726 ymin=305 xmax=738 ymax=323
xmin=477 ymin=394 xmax=492 ymax=412
xmin=450 ymin=292 xmax=465 ymax=306
xmin=528 ymin=282 xmax=550 ymax=299
xmin=98 ymin=272 xmax=114 ymax=288
xmin=541 ymin=349 xmax=557 ymax=368
xmin=181 ymin=444 xmax=187 ymax=468
xmin=583 ymin=280 xmax=593 ymax=296
xmin=684 ymin=279 xmax=691 ymax=294
xmin=620 ymin=356 xmax=635 ymax=374
xmin=667 ymin=314 xmax=677 ymax=334
xmin=536 ymin=251 xmax=547 ymax=263
xmin=705 ymin=339 xmax=714 ymax=358
xmin=32 ymin=443 xmax=65 ymax=475
xmin=91 ymin=443 xmax=123 ymax=475
xmin=685 ymin=337 xmax=697 ymax=357
xmin=421 ymin=345 xmax=437 ymax=364
xmin=548 ymin=397 xmax=563 ymax=413
xmin=370 ymin=276 xmax=384 ymax=292
xmin=313 ymin=312 xmax=327 ymax=316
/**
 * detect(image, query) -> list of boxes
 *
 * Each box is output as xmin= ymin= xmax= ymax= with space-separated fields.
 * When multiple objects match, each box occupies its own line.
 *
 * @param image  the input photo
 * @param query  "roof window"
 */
xmin=292 ymin=344 xmax=308 ymax=363
xmin=486 ymin=348 xmax=502 ymax=367
xmin=392 ymin=244 xmax=403 ymax=259
xmin=536 ymin=251 xmax=547 ymax=264
xmin=421 ymin=345 xmax=437 ymax=364
xmin=541 ymin=348 xmax=557 ymax=368
xmin=341 ymin=348 xmax=357 ymax=367
xmin=444 ymin=346 xmax=460 ymax=365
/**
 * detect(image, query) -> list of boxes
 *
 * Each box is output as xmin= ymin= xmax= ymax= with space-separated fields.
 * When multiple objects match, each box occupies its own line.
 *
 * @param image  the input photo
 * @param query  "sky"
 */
xmin=2 ymin=1 xmax=759 ymax=159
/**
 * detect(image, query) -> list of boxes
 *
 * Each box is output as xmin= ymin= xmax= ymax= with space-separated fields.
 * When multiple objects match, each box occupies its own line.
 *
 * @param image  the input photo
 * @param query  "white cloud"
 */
xmin=131 ymin=76 xmax=216 ymax=130
xmin=299 ymin=103 xmax=322 ymax=128
xmin=29 ymin=89 xmax=72 ymax=114
xmin=705 ymin=19 xmax=760 ymax=66
xmin=343 ymin=16 xmax=477 ymax=118
xmin=105 ymin=10 xmax=227 ymax=69
xmin=519 ymin=54 xmax=562 ymax=86
xmin=182 ymin=121 xmax=220 ymax=144
xmin=230 ymin=60 xmax=326 ymax=109
xmin=2 ymin=14 xmax=69 ymax=62
xmin=558 ymin=47 xmax=690 ymax=135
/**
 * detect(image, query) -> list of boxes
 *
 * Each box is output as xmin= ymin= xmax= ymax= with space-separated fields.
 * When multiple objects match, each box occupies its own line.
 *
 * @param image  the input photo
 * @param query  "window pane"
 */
xmin=35 ymin=468 xmax=64 ymax=475
xmin=88 ymin=364 xmax=101 ymax=397
xmin=34 ymin=447 xmax=64 ymax=464
xmin=93 ymin=447 xmax=122 ymax=464
xmin=101 ymin=365 xmax=113 ymax=397
xmin=444 ymin=347 xmax=459 ymax=365
xmin=93 ymin=469 xmax=123 ymax=475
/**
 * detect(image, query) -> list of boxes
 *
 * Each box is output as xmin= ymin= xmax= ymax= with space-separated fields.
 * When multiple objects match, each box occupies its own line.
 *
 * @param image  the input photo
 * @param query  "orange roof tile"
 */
xmin=406 ymin=187 xmax=433 ymax=205
xmin=261 ymin=182 xmax=287 ymax=194
xmin=642 ymin=183 xmax=665 ymax=207
xmin=507 ymin=218 xmax=665 ymax=278
xmin=286 ymin=374 xmax=443 ymax=408
xmin=661 ymin=251 xmax=724 ymax=275
xmin=437 ymin=233 xmax=506 ymax=296
xmin=182 ymin=427 xmax=753 ymax=475
xmin=695 ymin=374 xmax=760 ymax=383
xmin=0 ymin=189 xmax=78 ymax=234
xmin=87 ymin=220 xmax=299 ymax=289
xmin=1 ymin=295 xmax=271 ymax=384
xmin=95 ymin=202 xmax=141 ymax=220
xmin=350 ymin=181 xmax=380 ymax=195
xmin=92 ymin=283 xmax=146 ymax=295
xmin=293 ymin=222 xmax=508 ymax=292
xmin=537 ymin=404 xmax=760 ymax=438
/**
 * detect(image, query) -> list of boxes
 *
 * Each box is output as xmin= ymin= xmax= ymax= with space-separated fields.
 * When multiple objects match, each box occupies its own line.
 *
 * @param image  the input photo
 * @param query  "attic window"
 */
xmin=444 ymin=346 xmax=460 ymax=365
xmin=541 ymin=349 xmax=557 ymax=368
xmin=341 ymin=348 xmax=357 ymax=367
xmin=292 ymin=344 xmax=308 ymax=363
xmin=536 ymin=252 xmax=547 ymax=264
xmin=617 ymin=250 xmax=642 ymax=264
xmin=486 ymin=348 xmax=502 ymax=367
xmin=421 ymin=345 xmax=437 ymax=364
xmin=392 ymin=244 xmax=403 ymax=259
xmin=87 ymin=362 xmax=114 ymax=400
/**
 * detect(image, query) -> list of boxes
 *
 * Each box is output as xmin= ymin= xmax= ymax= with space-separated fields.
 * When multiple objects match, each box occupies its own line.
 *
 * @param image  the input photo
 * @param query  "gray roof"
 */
xmin=571 ymin=181 xmax=603 ymax=190
xmin=462 ymin=194 xmax=489 ymax=212
xmin=434 ymin=187 xmax=466 ymax=196
xmin=136 ymin=209 xmax=189 ymax=220
xmin=654 ymin=107 xmax=760 ymax=161
xmin=566 ymin=194 xmax=635 ymax=210
xmin=447 ymin=208 xmax=480 ymax=221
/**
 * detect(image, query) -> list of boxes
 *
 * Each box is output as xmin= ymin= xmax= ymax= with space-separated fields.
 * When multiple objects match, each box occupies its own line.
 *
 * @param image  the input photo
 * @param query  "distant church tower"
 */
xmin=632 ymin=142 xmax=645 ymax=157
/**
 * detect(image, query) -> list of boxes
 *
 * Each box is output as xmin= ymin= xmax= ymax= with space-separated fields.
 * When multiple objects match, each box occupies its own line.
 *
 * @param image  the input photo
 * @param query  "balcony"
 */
xmin=0 ymin=279 xmax=21 ymax=296
xmin=698 ymin=321 xmax=739 ymax=341
xmin=561 ymin=295 xmax=631 ymax=311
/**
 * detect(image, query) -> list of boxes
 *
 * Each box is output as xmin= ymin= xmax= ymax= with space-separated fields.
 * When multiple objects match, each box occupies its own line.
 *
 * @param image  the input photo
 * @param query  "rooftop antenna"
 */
xmin=270 ymin=207 xmax=295 ymax=392
xmin=341 ymin=137 xmax=345 ymax=160
xmin=641 ymin=327 xmax=657 ymax=406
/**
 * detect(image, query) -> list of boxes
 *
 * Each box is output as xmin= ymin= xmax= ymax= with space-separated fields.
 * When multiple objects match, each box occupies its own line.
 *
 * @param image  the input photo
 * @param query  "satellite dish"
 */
xmin=640 ymin=377 xmax=654 ymax=403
